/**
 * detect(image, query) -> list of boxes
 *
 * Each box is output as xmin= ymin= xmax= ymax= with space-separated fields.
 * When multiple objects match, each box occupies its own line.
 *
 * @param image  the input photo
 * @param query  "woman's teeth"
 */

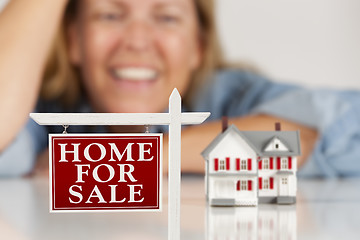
xmin=114 ymin=68 xmax=157 ymax=81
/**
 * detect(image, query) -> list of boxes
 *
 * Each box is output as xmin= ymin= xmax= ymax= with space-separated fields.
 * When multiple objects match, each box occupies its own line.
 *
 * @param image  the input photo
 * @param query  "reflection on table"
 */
xmin=206 ymin=205 xmax=296 ymax=240
xmin=0 ymin=176 xmax=360 ymax=239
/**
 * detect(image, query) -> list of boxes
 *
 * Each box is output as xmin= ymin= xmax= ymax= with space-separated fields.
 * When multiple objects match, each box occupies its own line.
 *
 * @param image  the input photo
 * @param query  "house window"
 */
xmin=263 ymin=179 xmax=269 ymax=189
xmin=281 ymin=158 xmax=288 ymax=169
xmin=263 ymin=158 xmax=269 ymax=169
xmin=275 ymin=143 xmax=279 ymax=149
xmin=241 ymin=180 xmax=248 ymax=190
xmin=241 ymin=160 xmax=247 ymax=170
xmin=282 ymin=178 xmax=288 ymax=185
xmin=236 ymin=180 xmax=252 ymax=191
xmin=219 ymin=160 xmax=225 ymax=170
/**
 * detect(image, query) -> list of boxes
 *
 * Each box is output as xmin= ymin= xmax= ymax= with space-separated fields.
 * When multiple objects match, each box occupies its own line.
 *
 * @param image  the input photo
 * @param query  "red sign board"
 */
xmin=49 ymin=134 xmax=162 ymax=212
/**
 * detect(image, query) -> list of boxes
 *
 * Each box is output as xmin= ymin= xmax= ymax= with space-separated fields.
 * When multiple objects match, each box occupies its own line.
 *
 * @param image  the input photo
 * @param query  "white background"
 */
xmin=1 ymin=0 xmax=360 ymax=89
xmin=217 ymin=0 xmax=360 ymax=89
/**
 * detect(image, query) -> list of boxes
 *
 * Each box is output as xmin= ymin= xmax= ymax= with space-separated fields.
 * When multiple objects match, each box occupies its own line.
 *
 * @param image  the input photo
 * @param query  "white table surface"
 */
xmin=1 ymin=175 xmax=360 ymax=240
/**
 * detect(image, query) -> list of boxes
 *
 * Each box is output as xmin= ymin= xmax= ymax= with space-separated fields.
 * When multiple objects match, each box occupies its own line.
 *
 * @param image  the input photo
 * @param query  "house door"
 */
xmin=279 ymin=177 xmax=289 ymax=196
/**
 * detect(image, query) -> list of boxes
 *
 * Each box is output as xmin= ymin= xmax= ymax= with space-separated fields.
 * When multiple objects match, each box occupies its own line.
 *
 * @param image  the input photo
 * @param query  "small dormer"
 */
xmin=263 ymin=123 xmax=289 ymax=152
xmin=264 ymin=137 xmax=289 ymax=152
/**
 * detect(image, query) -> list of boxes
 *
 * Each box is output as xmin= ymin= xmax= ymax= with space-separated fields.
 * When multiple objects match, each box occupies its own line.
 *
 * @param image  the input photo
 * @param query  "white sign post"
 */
xmin=30 ymin=88 xmax=210 ymax=240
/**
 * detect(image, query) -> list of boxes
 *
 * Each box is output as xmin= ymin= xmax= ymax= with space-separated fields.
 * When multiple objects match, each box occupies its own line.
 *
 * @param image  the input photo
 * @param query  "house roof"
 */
xmin=201 ymin=125 xmax=259 ymax=159
xmin=201 ymin=124 xmax=301 ymax=160
xmin=241 ymin=131 xmax=301 ymax=157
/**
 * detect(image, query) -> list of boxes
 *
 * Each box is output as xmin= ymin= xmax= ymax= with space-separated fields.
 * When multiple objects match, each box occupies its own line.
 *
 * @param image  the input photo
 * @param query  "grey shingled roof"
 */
xmin=201 ymin=124 xmax=301 ymax=160
xmin=241 ymin=131 xmax=301 ymax=157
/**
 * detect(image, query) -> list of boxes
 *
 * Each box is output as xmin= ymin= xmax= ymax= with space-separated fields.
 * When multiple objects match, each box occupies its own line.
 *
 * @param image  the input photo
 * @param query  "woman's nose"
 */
xmin=122 ymin=20 xmax=153 ymax=52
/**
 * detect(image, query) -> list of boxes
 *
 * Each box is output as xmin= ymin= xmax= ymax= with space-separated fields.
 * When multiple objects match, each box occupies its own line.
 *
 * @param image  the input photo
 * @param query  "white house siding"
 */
xmin=209 ymin=176 xmax=235 ymax=199
xmin=208 ymin=176 xmax=258 ymax=206
xmin=206 ymin=131 xmax=259 ymax=206
xmin=258 ymin=170 xmax=277 ymax=198
xmin=278 ymin=157 xmax=297 ymax=197
xmin=208 ymin=132 xmax=257 ymax=175
xmin=258 ymin=156 xmax=278 ymax=198
xmin=259 ymin=156 xmax=297 ymax=198
xmin=280 ymin=175 xmax=297 ymax=197
xmin=235 ymin=176 xmax=258 ymax=206
xmin=205 ymin=161 xmax=209 ymax=199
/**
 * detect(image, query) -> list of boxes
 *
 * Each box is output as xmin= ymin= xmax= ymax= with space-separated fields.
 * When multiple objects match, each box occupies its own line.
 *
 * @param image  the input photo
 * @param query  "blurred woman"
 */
xmin=1 ymin=0 xmax=359 ymax=177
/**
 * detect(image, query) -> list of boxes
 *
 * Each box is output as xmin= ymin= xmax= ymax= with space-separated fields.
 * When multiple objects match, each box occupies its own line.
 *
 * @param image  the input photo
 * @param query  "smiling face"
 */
xmin=68 ymin=0 xmax=202 ymax=113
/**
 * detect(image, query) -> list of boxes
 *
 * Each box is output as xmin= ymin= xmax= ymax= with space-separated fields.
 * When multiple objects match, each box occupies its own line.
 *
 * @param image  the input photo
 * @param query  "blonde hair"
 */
xmin=40 ymin=0 xmax=230 ymax=107
xmin=41 ymin=0 xmax=81 ymax=106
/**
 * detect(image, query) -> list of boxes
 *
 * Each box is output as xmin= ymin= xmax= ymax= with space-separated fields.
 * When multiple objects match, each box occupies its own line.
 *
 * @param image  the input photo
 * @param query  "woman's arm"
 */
xmin=163 ymin=114 xmax=318 ymax=174
xmin=33 ymin=114 xmax=317 ymax=176
xmin=0 ymin=0 xmax=68 ymax=151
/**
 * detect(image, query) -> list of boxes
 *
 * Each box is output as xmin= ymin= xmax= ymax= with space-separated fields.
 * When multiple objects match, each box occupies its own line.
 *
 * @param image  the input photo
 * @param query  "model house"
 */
xmin=202 ymin=120 xmax=301 ymax=206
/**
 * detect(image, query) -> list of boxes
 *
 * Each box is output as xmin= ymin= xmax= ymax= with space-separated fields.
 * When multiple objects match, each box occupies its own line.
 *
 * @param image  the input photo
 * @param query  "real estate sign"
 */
xmin=49 ymin=134 xmax=162 ymax=212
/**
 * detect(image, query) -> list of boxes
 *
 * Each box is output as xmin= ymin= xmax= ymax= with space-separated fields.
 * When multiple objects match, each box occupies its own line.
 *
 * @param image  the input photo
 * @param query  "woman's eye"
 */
xmin=156 ymin=14 xmax=180 ymax=25
xmin=98 ymin=12 xmax=123 ymax=21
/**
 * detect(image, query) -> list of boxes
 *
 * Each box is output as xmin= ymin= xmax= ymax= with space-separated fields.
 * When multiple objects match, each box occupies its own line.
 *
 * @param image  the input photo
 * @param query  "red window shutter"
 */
xmin=248 ymin=180 xmax=252 ymax=191
xmin=248 ymin=158 xmax=252 ymax=170
xmin=288 ymin=157 xmax=292 ymax=169
xmin=259 ymin=177 xmax=262 ymax=189
xmin=226 ymin=157 xmax=230 ymax=170
xmin=270 ymin=157 xmax=274 ymax=169
xmin=237 ymin=180 xmax=240 ymax=191
xmin=258 ymin=160 xmax=262 ymax=170
xmin=270 ymin=177 xmax=274 ymax=189
xmin=277 ymin=157 xmax=281 ymax=170
xmin=214 ymin=158 xmax=219 ymax=171
xmin=236 ymin=158 xmax=240 ymax=171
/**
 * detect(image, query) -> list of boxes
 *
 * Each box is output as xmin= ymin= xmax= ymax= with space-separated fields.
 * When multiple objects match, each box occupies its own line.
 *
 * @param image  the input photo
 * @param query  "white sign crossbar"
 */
xmin=30 ymin=112 xmax=210 ymax=126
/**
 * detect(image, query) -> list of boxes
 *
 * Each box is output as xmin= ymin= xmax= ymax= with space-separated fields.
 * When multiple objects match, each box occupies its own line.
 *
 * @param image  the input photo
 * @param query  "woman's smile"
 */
xmin=109 ymin=66 xmax=159 ymax=91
